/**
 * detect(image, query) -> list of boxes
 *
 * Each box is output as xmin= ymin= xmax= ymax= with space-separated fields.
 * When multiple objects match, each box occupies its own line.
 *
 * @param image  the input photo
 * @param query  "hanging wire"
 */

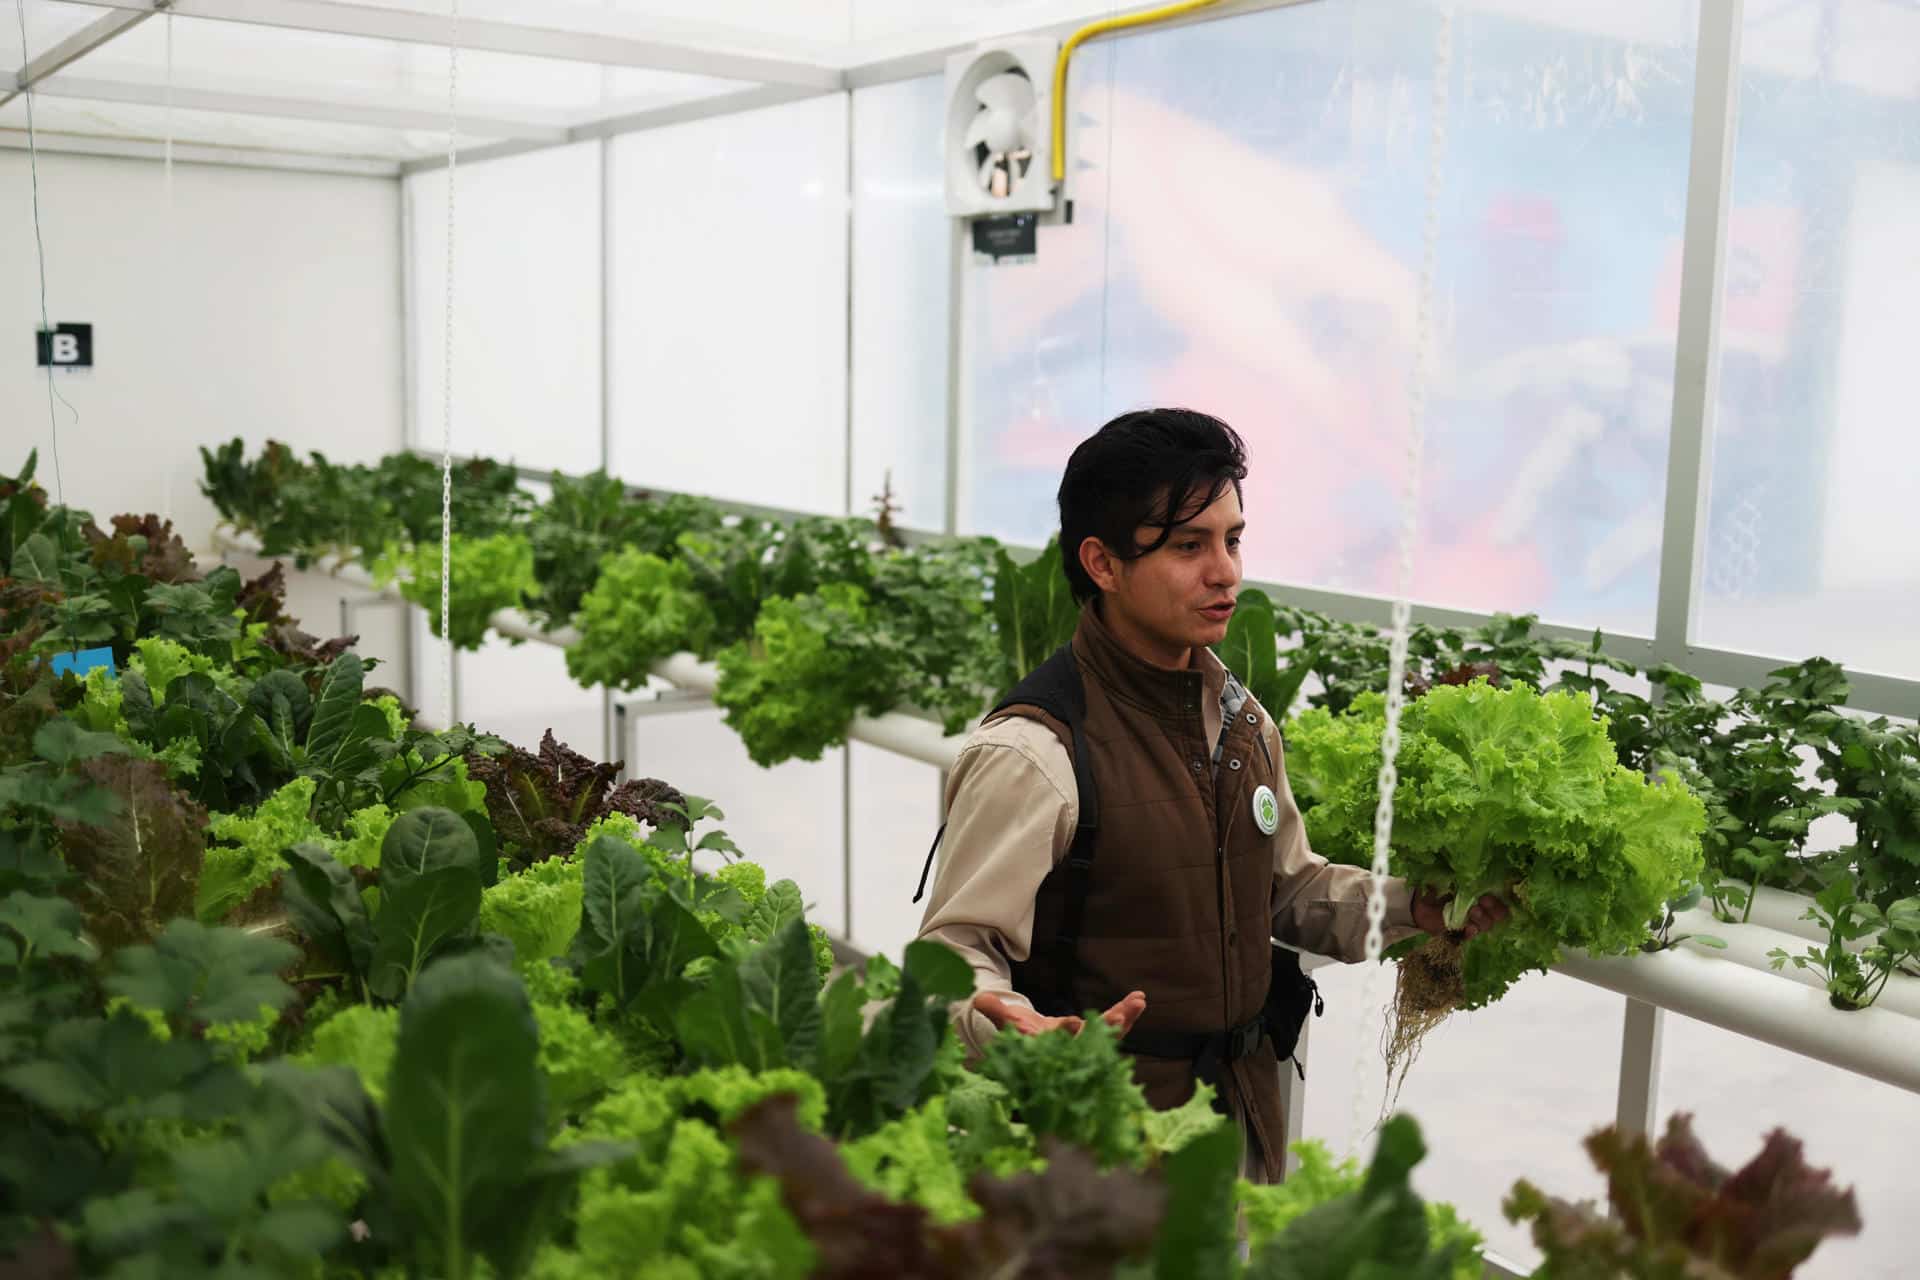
xmin=1345 ymin=0 xmax=1455 ymax=1160
xmin=163 ymin=9 xmax=174 ymax=213
xmin=14 ymin=0 xmax=81 ymax=652
xmin=439 ymin=1 xmax=461 ymax=726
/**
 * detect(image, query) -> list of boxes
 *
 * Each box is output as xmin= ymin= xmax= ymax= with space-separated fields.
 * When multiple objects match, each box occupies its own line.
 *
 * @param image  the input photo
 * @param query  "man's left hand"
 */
xmin=1411 ymin=888 xmax=1510 ymax=940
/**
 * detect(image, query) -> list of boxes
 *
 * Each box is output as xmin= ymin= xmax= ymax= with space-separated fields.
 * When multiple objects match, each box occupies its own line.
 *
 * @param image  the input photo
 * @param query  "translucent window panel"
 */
xmin=620 ymin=703 xmax=849 ymax=935
xmin=407 ymin=142 xmax=602 ymax=474
xmin=851 ymin=76 xmax=949 ymax=533
xmin=1300 ymin=963 xmax=1621 ymax=1270
xmin=847 ymin=742 xmax=942 ymax=962
xmin=960 ymin=1 xmax=1701 ymax=637
xmin=1693 ymin=1 xmax=1920 ymax=680
xmin=1658 ymin=1017 xmax=1920 ymax=1278
xmin=61 ymin=15 xmax=749 ymax=131
xmin=608 ymin=93 xmax=849 ymax=514
xmin=0 ymin=92 xmax=493 ymax=158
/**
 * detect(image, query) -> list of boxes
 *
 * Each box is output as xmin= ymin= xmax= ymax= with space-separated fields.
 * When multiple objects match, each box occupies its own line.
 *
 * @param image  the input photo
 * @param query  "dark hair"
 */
xmin=1056 ymin=408 xmax=1248 ymax=603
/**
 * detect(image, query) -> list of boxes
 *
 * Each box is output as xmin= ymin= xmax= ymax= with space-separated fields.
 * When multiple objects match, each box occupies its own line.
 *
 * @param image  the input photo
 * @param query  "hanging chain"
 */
xmin=1346 ymin=0 xmax=1455 ymax=1158
xmin=439 ymin=1 xmax=461 ymax=725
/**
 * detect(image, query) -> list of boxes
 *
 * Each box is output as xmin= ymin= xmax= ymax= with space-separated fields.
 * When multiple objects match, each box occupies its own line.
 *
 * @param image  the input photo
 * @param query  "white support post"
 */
xmin=1615 ymin=997 xmax=1666 ymax=1140
xmin=1651 ymin=0 xmax=1745 ymax=671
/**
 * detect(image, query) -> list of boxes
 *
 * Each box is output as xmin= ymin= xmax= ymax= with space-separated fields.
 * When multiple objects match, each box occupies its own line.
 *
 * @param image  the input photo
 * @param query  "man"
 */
xmin=914 ymin=408 xmax=1507 ymax=1182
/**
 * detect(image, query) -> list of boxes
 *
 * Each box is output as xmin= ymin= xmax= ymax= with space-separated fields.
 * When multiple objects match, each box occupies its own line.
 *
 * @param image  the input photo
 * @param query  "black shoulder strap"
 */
xmin=912 ymin=646 xmax=1100 ymax=1017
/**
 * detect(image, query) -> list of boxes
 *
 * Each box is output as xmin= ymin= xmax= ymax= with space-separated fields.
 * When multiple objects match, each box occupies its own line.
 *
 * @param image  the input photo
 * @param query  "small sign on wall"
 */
xmin=36 ymin=323 xmax=92 ymax=368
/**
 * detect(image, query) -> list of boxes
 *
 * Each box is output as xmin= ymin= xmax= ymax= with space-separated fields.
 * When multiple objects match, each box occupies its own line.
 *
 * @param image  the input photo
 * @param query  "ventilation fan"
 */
xmin=944 ymin=39 xmax=1060 ymax=219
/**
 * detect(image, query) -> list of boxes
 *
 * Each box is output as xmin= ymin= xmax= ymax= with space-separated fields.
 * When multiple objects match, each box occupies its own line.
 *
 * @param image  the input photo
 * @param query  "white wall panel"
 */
xmin=608 ymin=93 xmax=849 ymax=514
xmin=0 ymin=150 xmax=400 ymax=557
xmin=406 ymin=141 xmax=603 ymax=476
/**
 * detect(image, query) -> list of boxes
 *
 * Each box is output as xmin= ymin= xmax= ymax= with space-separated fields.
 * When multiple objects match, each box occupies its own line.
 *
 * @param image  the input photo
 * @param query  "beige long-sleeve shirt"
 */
xmin=916 ymin=647 xmax=1418 ymax=1054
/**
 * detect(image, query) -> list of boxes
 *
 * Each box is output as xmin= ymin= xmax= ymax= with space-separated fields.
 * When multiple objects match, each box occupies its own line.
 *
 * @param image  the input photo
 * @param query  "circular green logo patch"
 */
xmin=1252 ymin=785 xmax=1280 ymax=835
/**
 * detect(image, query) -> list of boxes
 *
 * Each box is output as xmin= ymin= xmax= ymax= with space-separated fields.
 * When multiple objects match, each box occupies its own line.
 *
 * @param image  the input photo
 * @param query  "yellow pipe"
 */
xmin=1050 ymin=0 xmax=1225 ymax=185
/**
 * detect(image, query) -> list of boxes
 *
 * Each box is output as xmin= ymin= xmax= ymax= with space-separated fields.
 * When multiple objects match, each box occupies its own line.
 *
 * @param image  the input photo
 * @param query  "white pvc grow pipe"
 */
xmin=1668 ymin=909 xmax=1920 ymax=1021
xmin=1557 ymin=945 xmax=1920 ymax=1095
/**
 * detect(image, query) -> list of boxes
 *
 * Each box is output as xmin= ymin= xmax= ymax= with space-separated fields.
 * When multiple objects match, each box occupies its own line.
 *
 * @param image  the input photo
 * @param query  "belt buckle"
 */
xmin=1229 ymin=1020 xmax=1261 ymax=1062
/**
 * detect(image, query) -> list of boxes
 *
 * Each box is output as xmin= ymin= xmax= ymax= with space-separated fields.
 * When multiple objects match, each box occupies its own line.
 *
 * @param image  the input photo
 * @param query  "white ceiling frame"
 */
xmin=0 ymin=127 xmax=398 ymax=175
xmin=57 ymin=0 xmax=844 ymax=90
xmin=399 ymin=82 xmax=823 ymax=174
xmin=0 ymin=6 xmax=156 ymax=109
xmin=35 ymin=74 xmax=569 ymax=141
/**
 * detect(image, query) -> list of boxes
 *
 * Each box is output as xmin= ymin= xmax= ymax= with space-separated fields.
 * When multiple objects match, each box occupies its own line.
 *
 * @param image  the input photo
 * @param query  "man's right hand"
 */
xmin=972 ymin=989 xmax=1147 ymax=1039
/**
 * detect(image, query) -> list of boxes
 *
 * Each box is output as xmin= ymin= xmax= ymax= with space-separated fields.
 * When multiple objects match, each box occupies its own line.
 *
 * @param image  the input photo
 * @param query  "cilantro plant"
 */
xmin=1767 ymin=874 xmax=1920 ymax=1010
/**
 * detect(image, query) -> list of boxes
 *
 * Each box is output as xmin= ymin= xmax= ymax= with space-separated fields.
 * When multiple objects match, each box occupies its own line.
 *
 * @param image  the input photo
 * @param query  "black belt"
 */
xmin=1122 ymin=1014 xmax=1267 ymax=1089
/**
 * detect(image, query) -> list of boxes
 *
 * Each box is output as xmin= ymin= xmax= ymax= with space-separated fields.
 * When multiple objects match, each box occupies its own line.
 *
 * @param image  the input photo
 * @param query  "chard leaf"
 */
xmin=13 ymin=532 xmax=62 ymax=584
xmin=369 ymin=870 xmax=483 ymax=1002
xmin=306 ymin=652 xmax=364 ymax=765
xmin=371 ymin=804 xmax=486 ymax=999
xmin=672 ymin=962 xmax=784 ymax=1072
xmin=281 ymin=841 xmax=375 ymax=983
xmin=1217 ymin=588 xmax=1281 ymax=711
xmin=569 ymin=833 xmax=654 ymax=1003
xmin=384 ymin=953 xmax=543 ymax=1275
xmin=735 ymin=917 xmax=824 ymax=1068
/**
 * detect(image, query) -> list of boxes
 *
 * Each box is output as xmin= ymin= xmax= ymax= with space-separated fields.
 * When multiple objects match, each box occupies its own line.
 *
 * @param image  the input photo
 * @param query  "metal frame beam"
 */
xmin=59 ymin=0 xmax=843 ymax=90
xmin=398 ymin=83 xmax=822 ymax=174
xmin=0 ymin=7 xmax=154 ymax=109
xmin=0 ymin=127 xmax=398 ymax=174
xmin=1652 ymin=0 xmax=1744 ymax=673
xmin=30 ymin=74 xmax=568 ymax=141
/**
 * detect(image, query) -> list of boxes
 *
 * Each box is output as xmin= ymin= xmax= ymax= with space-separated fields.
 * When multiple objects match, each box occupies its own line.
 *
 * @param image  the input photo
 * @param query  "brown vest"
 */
xmin=994 ymin=604 xmax=1289 ymax=1182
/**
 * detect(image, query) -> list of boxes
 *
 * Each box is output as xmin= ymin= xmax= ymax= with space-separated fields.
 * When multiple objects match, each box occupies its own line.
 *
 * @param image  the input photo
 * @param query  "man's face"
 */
xmin=1102 ymin=483 xmax=1245 ymax=668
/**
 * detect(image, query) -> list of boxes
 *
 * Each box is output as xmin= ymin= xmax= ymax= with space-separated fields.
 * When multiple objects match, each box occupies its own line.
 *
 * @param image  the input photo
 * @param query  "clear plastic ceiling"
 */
xmin=4 ymin=0 xmax=1916 ymax=168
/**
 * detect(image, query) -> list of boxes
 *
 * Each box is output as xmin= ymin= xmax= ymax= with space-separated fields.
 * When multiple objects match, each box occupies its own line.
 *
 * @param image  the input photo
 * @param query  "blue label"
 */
xmin=49 ymin=647 xmax=117 ymax=680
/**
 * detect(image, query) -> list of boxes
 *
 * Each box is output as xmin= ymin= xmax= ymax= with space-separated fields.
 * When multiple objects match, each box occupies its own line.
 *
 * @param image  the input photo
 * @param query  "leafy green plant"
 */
xmin=466 ymin=729 xmax=684 ymax=869
xmin=1505 ymin=1113 xmax=1861 ymax=1278
xmin=377 ymin=532 xmax=536 ymax=651
xmin=1242 ymin=1115 xmax=1465 ymax=1280
xmin=1639 ymin=883 xmax=1728 ymax=956
xmin=1238 ymin=1136 xmax=1484 ymax=1279
xmin=1767 ymin=874 xmax=1920 ymax=1010
xmin=564 ymin=548 xmax=716 ymax=687
xmin=714 ymin=583 xmax=907 ymax=766
xmin=272 ymin=953 xmax=629 ymax=1280
xmin=975 ymin=1016 xmax=1149 ymax=1169
xmin=990 ymin=537 xmax=1079 ymax=694
xmin=279 ymin=806 xmax=496 ymax=1004
xmin=1285 ymin=680 xmax=1706 ymax=1096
